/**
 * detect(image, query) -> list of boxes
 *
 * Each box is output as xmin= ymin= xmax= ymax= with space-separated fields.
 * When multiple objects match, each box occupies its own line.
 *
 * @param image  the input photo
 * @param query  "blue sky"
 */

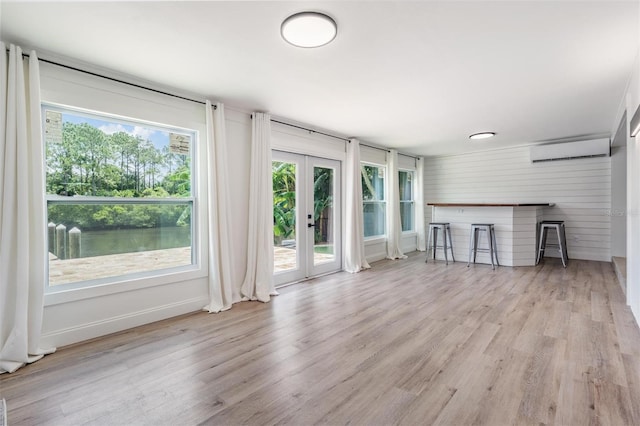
xmin=62 ymin=113 xmax=169 ymax=150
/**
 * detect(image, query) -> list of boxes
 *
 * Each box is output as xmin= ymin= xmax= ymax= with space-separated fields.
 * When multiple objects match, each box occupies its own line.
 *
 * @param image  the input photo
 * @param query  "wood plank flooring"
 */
xmin=2 ymin=253 xmax=640 ymax=425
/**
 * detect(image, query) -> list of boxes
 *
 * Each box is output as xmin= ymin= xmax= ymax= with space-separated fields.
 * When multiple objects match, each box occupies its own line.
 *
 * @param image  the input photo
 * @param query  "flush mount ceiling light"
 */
xmin=281 ymin=12 xmax=337 ymax=48
xmin=469 ymin=132 xmax=496 ymax=140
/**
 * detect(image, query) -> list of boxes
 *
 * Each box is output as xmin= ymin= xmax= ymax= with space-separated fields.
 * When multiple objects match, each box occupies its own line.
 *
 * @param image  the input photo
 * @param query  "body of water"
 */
xmin=77 ymin=226 xmax=191 ymax=258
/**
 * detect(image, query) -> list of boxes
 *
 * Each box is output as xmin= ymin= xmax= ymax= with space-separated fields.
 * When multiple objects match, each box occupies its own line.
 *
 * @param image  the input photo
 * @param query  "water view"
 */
xmin=76 ymin=226 xmax=191 ymax=258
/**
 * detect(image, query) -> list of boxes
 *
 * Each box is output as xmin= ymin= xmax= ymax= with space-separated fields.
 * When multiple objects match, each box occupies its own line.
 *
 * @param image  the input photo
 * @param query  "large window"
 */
xmin=399 ymin=170 xmax=415 ymax=232
xmin=361 ymin=164 xmax=386 ymax=238
xmin=44 ymin=105 xmax=196 ymax=289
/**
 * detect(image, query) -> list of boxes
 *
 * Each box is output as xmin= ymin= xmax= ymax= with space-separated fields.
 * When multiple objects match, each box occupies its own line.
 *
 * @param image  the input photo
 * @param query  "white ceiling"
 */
xmin=1 ymin=1 xmax=638 ymax=156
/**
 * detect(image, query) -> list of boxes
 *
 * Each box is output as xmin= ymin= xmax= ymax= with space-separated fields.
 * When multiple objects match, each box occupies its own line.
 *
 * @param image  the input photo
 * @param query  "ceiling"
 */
xmin=1 ymin=1 xmax=638 ymax=156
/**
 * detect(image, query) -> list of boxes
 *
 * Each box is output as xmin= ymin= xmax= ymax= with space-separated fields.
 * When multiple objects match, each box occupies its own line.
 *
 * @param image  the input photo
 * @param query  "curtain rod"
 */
xmin=361 ymin=143 xmax=389 ymax=153
xmin=12 ymin=49 xmax=213 ymax=108
xmin=270 ymin=119 xmax=420 ymax=160
xmin=270 ymin=119 xmax=350 ymax=142
xmin=361 ymin=143 xmax=420 ymax=160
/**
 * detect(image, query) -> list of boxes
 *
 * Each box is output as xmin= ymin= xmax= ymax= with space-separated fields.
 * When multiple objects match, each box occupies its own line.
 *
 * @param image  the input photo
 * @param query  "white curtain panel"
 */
xmin=241 ymin=112 xmax=277 ymax=302
xmin=386 ymin=149 xmax=407 ymax=260
xmin=344 ymin=139 xmax=371 ymax=273
xmin=415 ymin=156 xmax=426 ymax=251
xmin=0 ymin=43 xmax=55 ymax=374
xmin=204 ymin=101 xmax=235 ymax=313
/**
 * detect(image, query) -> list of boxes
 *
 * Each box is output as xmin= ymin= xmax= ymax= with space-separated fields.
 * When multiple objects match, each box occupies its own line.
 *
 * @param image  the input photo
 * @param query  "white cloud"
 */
xmin=99 ymin=123 xmax=128 ymax=135
xmin=131 ymin=126 xmax=156 ymax=140
xmin=99 ymin=123 xmax=158 ymax=141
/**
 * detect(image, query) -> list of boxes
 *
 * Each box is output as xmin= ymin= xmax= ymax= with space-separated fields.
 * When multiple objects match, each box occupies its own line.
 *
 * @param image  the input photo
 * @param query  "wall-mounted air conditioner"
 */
xmin=529 ymin=138 xmax=610 ymax=163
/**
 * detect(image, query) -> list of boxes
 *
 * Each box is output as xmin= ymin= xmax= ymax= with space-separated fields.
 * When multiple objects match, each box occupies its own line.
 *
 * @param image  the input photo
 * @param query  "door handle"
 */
xmin=308 ymin=223 xmax=315 ymax=228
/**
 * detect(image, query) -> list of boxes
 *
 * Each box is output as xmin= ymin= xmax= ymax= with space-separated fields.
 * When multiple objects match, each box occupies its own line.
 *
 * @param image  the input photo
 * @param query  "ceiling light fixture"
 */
xmin=469 ymin=132 xmax=496 ymax=140
xmin=281 ymin=12 xmax=337 ymax=48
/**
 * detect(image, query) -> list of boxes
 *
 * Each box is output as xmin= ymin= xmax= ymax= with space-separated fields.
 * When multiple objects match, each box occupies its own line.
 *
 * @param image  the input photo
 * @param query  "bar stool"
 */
xmin=426 ymin=222 xmax=455 ymax=265
xmin=536 ymin=220 xmax=568 ymax=268
xmin=467 ymin=223 xmax=499 ymax=270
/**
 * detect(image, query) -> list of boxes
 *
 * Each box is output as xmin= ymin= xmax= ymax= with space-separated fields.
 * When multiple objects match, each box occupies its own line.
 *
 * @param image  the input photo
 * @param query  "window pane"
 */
xmin=47 ymin=202 xmax=192 ymax=286
xmin=45 ymin=110 xmax=191 ymax=198
xmin=399 ymin=171 xmax=413 ymax=201
xmin=44 ymin=106 xmax=196 ymax=288
xmin=313 ymin=166 xmax=335 ymax=265
xmin=273 ymin=161 xmax=297 ymax=273
xmin=400 ymin=201 xmax=414 ymax=232
xmin=361 ymin=165 xmax=385 ymax=201
xmin=363 ymin=202 xmax=386 ymax=237
xmin=399 ymin=171 xmax=414 ymax=231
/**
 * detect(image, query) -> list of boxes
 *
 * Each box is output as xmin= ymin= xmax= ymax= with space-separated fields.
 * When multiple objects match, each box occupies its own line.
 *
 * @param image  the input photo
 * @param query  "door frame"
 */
xmin=272 ymin=150 xmax=342 ymax=286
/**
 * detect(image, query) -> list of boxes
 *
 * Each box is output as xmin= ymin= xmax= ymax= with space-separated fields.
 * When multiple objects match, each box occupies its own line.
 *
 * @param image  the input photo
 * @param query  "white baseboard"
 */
xmin=40 ymin=296 xmax=208 ymax=348
xmin=366 ymin=252 xmax=387 ymax=263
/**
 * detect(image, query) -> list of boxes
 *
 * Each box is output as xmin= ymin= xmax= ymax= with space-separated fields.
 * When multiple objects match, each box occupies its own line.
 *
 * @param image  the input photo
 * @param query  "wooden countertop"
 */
xmin=428 ymin=203 xmax=555 ymax=207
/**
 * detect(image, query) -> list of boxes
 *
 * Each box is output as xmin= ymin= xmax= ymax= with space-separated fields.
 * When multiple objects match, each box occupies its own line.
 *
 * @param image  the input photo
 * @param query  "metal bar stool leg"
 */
xmin=447 ymin=225 xmax=455 ymax=262
xmin=491 ymin=225 xmax=499 ymax=266
xmin=467 ymin=225 xmax=475 ymax=267
xmin=557 ymin=224 xmax=568 ymax=268
xmin=425 ymin=225 xmax=433 ymax=263
xmin=443 ymin=226 xmax=449 ymax=265
xmin=536 ymin=225 xmax=547 ymax=265
xmin=473 ymin=228 xmax=479 ymax=264
xmin=487 ymin=226 xmax=495 ymax=270
xmin=433 ymin=227 xmax=439 ymax=260
xmin=562 ymin=224 xmax=569 ymax=266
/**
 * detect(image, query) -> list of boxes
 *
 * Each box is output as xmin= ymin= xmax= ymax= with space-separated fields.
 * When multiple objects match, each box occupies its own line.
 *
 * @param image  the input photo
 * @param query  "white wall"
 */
xmin=611 ymin=113 xmax=627 ymax=258
xmin=38 ymin=63 xmax=253 ymax=347
xmin=424 ymin=146 xmax=612 ymax=262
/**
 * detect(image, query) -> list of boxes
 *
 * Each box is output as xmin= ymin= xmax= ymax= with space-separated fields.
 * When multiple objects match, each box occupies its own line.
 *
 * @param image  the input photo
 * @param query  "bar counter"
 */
xmin=427 ymin=203 xmax=555 ymax=266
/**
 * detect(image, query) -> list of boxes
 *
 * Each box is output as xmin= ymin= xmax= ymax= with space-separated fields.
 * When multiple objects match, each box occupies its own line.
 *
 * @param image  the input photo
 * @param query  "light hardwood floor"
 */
xmin=2 ymin=253 xmax=640 ymax=425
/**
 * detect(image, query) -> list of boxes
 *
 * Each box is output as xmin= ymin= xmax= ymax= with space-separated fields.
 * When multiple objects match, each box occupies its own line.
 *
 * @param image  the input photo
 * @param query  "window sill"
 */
xmin=364 ymin=236 xmax=387 ymax=246
xmin=44 ymin=265 xmax=207 ymax=306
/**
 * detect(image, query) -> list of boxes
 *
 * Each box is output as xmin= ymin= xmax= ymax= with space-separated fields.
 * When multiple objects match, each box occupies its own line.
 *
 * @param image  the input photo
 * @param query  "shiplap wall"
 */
xmin=424 ymin=145 xmax=611 ymax=262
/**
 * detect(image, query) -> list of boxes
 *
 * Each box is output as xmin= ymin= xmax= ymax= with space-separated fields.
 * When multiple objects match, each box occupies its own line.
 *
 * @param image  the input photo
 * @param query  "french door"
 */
xmin=272 ymin=151 xmax=342 ymax=285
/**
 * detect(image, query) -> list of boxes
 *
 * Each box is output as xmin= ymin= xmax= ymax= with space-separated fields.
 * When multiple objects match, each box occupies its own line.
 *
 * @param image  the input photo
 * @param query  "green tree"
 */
xmin=272 ymin=161 xmax=296 ymax=245
xmin=46 ymin=116 xmax=193 ymax=231
xmin=313 ymin=167 xmax=333 ymax=244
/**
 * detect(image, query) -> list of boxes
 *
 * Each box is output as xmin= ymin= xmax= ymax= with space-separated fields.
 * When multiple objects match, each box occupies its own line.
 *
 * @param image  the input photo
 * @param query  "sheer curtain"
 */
xmin=415 ymin=157 xmax=426 ymax=251
xmin=386 ymin=149 xmax=407 ymax=259
xmin=241 ymin=112 xmax=277 ymax=302
xmin=204 ymin=101 xmax=235 ymax=313
xmin=0 ymin=43 xmax=55 ymax=374
xmin=344 ymin=138 xmax=371 ymax=273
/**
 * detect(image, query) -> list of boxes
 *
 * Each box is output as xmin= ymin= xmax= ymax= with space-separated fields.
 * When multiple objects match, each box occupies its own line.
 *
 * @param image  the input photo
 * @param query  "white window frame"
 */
xmin=41 ymin=102 xmax=199 ymax=295
xmin=399 ymin=169 xmax=416 ymax=233
xmin=361 ymin=162 xmax=387 ymax=239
